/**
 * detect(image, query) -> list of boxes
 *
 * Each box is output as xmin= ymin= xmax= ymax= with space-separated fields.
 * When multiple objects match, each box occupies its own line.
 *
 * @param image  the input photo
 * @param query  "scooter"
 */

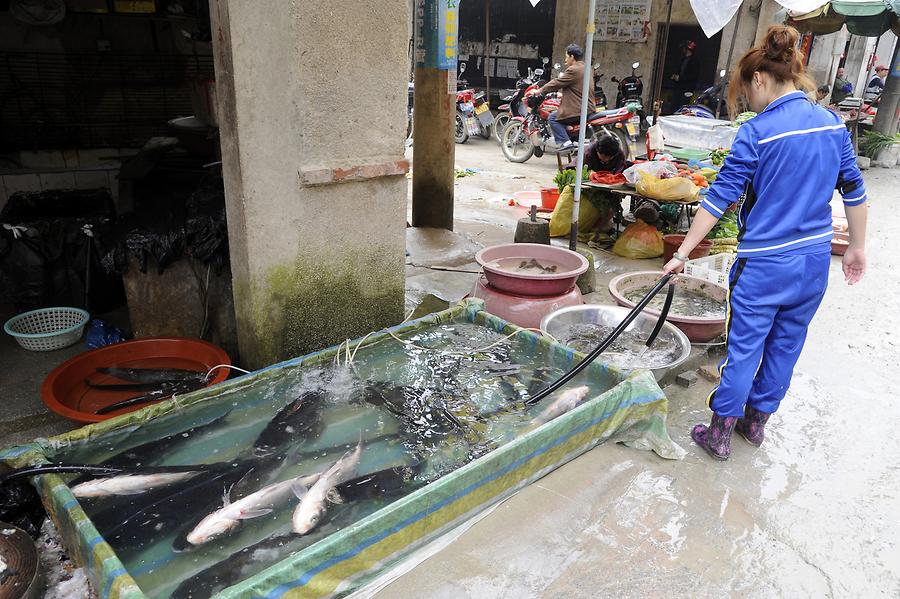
xmin=612 ymin=61 xmax=645 ymax=136
xmin=455 ymin=62 xmax=493 ymax=144
xmin=676 ymin=69 xmax=726 ymax=119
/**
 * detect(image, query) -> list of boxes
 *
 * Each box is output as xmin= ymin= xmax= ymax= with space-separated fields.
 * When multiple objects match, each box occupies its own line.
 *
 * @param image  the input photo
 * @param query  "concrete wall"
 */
xmin=210 ymin=0 xmax=409 ymax=368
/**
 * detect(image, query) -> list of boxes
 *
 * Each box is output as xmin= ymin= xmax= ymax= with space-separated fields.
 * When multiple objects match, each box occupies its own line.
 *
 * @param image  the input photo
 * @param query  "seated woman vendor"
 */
xmin=586 ymin=131 xmax=632 ymax=173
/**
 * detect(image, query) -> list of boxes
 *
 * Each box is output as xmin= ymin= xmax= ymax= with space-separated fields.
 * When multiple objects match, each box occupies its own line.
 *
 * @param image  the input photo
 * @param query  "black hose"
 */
xmin=645 ymin=283 xmax=676 ymax=349
xmin=525 ymin=273 xmax=675 ymax=406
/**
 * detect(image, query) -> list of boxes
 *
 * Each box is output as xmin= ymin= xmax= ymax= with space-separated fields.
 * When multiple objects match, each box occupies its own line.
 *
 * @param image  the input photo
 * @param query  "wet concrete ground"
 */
xmin=384 ymin=139 xmax=900 ymax=598
xmin=1 ymin=136 xmax=896 ymax=597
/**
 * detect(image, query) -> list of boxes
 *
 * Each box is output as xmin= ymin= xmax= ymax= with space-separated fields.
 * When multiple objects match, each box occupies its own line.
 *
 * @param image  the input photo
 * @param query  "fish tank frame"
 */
xmin=0 ymin=299 xmax=680 ymax=599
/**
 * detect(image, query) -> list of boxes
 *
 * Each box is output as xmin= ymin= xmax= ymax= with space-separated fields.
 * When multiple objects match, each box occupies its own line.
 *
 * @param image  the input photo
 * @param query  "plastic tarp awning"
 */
xmin=690 ymin=0 xmax=831 ymax=37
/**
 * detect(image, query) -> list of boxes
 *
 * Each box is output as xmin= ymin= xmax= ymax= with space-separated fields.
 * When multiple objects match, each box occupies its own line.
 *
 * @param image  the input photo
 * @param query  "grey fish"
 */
xmin=253 ymin=390 xmax=326 ymax=457
xmin=95 ymin=367 xmax=207 ymax=385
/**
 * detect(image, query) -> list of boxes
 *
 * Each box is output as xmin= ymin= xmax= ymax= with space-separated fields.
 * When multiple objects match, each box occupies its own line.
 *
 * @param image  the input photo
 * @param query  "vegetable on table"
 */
xmin=709 ymin=148 xmax=730 ymax=166
xmin=706 ymin=211 xmax=739 ymax=239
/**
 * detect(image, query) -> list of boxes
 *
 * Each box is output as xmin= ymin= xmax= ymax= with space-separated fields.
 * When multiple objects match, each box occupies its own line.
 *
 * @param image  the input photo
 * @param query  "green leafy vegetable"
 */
xmin=706 ymin=210 xmax=739 ymax=239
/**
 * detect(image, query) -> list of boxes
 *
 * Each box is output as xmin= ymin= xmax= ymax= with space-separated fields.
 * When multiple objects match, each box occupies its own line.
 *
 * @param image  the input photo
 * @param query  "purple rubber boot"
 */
xmin=691 ymin=413 xmax=738 ymax=461
xmin=735 ymin=404 xmax=771 ymax=447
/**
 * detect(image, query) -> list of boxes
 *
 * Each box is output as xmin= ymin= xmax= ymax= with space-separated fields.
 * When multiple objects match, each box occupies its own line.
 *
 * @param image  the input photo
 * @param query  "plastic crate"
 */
xmin=684 ymin=253 xmax=735 ymax=289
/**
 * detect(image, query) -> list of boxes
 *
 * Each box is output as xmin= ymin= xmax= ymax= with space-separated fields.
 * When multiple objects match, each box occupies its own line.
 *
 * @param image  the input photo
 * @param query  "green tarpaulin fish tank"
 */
xmin=0 ymin=299 xmax=681 ymax=598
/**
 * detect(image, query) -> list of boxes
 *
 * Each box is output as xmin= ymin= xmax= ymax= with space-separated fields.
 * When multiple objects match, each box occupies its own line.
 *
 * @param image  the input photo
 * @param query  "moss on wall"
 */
xmin=238 ymin=251 xmax=404 ymax=368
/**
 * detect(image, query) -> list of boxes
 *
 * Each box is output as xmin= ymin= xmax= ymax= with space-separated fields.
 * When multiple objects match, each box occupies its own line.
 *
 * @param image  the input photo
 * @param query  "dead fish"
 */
xmin=95 ymin=367 xmax=207 ymax=385
xmin=186 ymin=471 xmax=322 ymax=546
xmin=529 ymin=385 xmax=591 ymax=426
xmin=71 ymin=471 xmax=201 ymax=498
xmin=252 ymin=390 xmax=326 ymax=457
xmin=292 ymin=439 xmax=363 ymax=535
xmin=89 ymin=462 xmax=257 ymax=555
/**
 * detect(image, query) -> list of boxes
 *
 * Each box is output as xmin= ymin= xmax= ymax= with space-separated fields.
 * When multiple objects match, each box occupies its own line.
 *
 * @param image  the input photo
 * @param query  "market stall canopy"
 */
xmin=788 ymin=1 xmax=900 ymax=36
xmin=689 ymin=0 xmax=832 ymax=37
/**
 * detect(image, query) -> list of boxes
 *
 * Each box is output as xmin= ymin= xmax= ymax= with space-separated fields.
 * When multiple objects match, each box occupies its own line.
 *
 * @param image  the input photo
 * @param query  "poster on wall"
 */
xmin=596 ymin=0 xmax=652 ymax=43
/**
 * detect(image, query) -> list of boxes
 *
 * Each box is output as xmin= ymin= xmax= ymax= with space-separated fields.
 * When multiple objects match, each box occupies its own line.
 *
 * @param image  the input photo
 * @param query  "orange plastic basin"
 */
xmin=42 ymin=337 xmax=231 ymax=423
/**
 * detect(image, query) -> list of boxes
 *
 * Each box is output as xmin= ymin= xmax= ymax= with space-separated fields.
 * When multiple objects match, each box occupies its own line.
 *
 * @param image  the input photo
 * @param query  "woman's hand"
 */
xmin=663 ymin=257 xmax=685 ymax=275
xmin=842 ymin=245 xmax=866 ymax=285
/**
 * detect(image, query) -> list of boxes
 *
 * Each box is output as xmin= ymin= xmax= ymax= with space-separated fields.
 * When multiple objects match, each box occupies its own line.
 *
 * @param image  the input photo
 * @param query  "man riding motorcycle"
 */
xmin=539 ymin=43 xmax=595 ymax=150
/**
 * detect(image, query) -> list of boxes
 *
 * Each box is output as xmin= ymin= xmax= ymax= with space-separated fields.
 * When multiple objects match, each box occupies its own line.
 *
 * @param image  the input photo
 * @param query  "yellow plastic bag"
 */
xmin=635 ymin=171 xmax=699 ymax=202
xmin=612 ymin=219 xmax=664 ymax=259
xmin=548 ymin=185 xmax=602 ymax=238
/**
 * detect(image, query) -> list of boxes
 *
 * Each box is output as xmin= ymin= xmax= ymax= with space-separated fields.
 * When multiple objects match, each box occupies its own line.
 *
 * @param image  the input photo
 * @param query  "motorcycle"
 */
xmin=455 ymin=62 xmax=493 ymax=144
xmin=593 ymin=63 xmax=609 ymax=110
xmin=676 ymin=69 xmax=726 ymax=119
xmin=611 ymin=61 xmax=645 ymax=136
xmin=492 ymin=58 xmax=549 ymax=143
xmin=499 ymin=87 xmax=639 ymax=164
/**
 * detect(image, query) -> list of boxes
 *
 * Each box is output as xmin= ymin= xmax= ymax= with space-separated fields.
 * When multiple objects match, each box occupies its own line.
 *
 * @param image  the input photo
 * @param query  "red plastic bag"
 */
xmin=589 ymin=171 xmax=627 ymax=185
xmin=612 ymin=219 xmax=664 ymax=259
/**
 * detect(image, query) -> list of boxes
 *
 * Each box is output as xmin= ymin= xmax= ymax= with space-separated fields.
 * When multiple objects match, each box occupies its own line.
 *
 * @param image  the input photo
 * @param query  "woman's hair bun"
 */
xmin=763 ymin=25 xmax=798 ymax=62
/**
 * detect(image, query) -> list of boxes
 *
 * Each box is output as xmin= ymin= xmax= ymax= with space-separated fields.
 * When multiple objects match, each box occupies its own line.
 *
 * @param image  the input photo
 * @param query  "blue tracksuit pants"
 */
xmin=708 ymin=249 xmax=831 ymax=417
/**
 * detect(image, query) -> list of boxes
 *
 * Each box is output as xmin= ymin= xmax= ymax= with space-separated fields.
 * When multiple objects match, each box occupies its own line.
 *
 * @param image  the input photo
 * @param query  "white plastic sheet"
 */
xmin=689 ymin=0 xmax=830 ymax=37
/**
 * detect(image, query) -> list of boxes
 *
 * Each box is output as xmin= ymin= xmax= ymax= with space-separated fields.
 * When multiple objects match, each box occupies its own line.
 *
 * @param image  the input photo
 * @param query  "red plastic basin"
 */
xmin=475 ymin=243 xmax=589 ymax=297
xmin=42 ymin=337 xmax=231 ymax=423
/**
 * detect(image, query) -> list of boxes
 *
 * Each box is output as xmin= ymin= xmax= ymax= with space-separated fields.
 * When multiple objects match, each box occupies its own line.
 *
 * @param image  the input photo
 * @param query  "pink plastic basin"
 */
xmin=475 ymin=243 xmax=589 ymax=297
xmin=608 ymin=271 xmax=727 ymax=342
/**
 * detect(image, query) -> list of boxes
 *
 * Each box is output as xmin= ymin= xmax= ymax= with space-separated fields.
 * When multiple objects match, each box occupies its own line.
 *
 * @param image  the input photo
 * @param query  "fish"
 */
xmin=363 ymin=383 xmax=463 ymax=435
xmin=292 ymin=438 xmax=363 ymax=535
xmin=252 ymin=390 xmax=326 ymax=457
xmin=99 ymin=410 xmax=231 ymax=468
xmin=169 ymin=463 xmax=421 ymax=599
xmin=329 ymin=461 xmax=421 ymax=503
xmin=95 ymin=367 xmax=207 ymax=385
xmin=70 ymin=471 xmax=201 ymax=498
xmin=94 ymin=378 xmax=207 ymax=415
xmin=529 ymin=385 xmax=591 ymax=426
xmin=87 ymin=462 xmax=257 ymax=556
xmin=186 ymin=471 xmax=322 ymax=546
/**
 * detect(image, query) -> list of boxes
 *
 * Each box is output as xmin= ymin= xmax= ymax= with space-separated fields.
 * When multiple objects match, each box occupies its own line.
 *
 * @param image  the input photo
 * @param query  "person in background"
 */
xmin=671 ymin=40 xmax=700 ymax=108
xmin=864 ymin=65 xmax=888 ymax=101
xmin=807 ymin=84 xmax=829 ymax=105
xmin=663 ymin=25 xmax=867 ymax=461
xmin=540 ymin=43 xmax=595 ymax=151
xmin=832 ymin=67 xmax=853 ymax=104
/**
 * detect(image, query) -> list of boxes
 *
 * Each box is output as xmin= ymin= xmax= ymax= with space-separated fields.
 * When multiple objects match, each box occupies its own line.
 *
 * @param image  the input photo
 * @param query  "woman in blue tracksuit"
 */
xmin=664 ymin=25 xmax=868 ymax=460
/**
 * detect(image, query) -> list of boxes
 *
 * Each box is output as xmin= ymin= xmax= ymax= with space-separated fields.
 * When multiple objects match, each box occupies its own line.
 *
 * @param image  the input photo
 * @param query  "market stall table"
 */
xmin=580 ymin=181 xmax=700 ymax=233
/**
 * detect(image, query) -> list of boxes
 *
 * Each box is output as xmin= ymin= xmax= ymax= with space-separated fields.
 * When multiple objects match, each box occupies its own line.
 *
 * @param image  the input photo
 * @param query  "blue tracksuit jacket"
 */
xmin=701 ymin=90 xmax=866 ymax=257
xmin=701 ymin=91 xmax=868 ymax=418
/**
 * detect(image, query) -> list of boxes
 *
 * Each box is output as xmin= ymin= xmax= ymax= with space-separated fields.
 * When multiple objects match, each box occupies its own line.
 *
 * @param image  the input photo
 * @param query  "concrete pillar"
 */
xmin=411 ymin=67 xmax=455 ymax=230
xmin=806 ymin=29 xmax=849 ymax=96
xmin=754 ymin=0 xmax=783 ymax=45
xmin=210 ymin=0 xmax=409 ymax=368
xmin=716 ymin=3 xmax=760 ymax=73
xmin=845 ymin=34 xmax=874 ymax=95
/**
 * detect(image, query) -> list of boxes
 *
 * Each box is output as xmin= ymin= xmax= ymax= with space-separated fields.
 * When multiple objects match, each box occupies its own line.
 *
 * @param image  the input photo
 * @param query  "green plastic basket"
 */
xmin=4 ymin=307 xmax=89 ymax=351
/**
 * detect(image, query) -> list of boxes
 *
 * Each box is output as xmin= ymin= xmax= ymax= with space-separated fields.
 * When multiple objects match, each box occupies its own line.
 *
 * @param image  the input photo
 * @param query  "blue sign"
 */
xmin=414 ymin=0 xmax=459 ymax=70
